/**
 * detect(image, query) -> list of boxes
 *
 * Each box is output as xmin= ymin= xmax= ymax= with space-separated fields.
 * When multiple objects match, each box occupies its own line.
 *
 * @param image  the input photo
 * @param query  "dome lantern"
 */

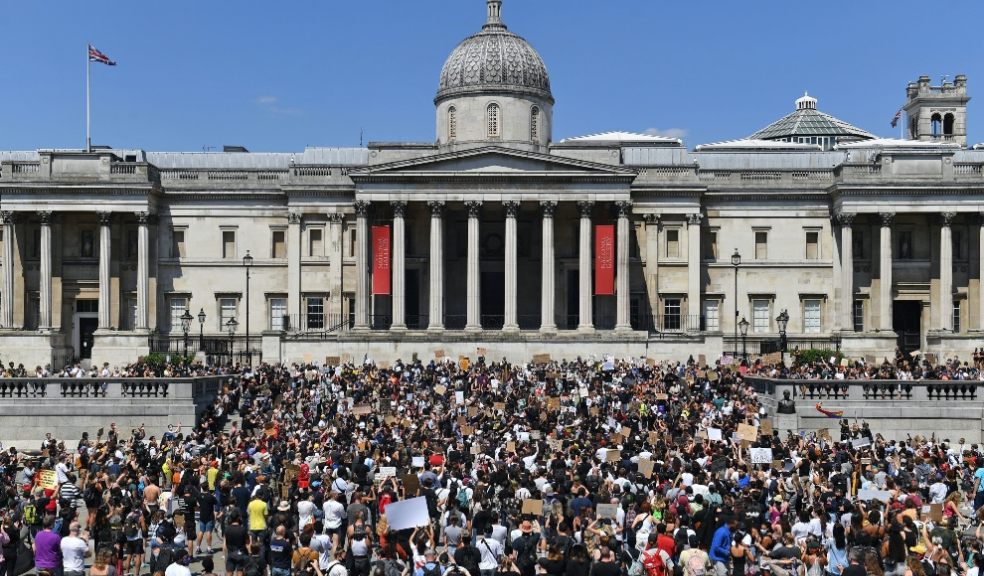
xmin=796 ymin=92 xmax=817 ymax=110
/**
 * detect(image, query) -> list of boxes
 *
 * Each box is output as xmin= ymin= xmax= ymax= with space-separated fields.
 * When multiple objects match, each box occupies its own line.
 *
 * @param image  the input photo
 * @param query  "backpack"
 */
xmin=153 ymin=544 xmax=176 ymax=573
xmin=325 ymin=561 xmax=349 ymax=576
xmin=421 ymin=562 xmax=442 ymax=576
xmin=22 ymin=502 xmax=38 ymax=526
xmin=456 ymin=487 xmax=470 ymax=509
xmin=244 ymin=556 xmax=264 ymax=576
xmin=642 ymin=549 xmax=667 ymax=576
xmin=124 ymin=513 xmax=139 ymax=539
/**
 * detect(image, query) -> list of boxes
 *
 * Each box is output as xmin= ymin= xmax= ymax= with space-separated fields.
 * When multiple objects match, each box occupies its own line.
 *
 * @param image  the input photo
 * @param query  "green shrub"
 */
xmin=794 ymin=348 xmax=843 ymax=365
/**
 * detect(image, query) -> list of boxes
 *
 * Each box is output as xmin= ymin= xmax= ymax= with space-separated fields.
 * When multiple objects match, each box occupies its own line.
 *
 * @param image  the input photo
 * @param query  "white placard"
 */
xmin=851 ymin=437 xmax=871 ymax=449
xmin=707 ymin=428 xmax=723 ymax=441
xmin=857 ymin=489 xmax=892 ymax=502
xmin=455 ymin=391 xmax=465 ymax=404
xmin=384 ymin=496 xmax=431 ymax=531
xmin=412 ymin=456 xmax=425 ymax=468
xmin=749 ymin=447 xmax=773 ymax=464
xmin=518 ymin=432 xmax=530 ymax=442
xmin=378 ymin=466 xmax=397 ymax=479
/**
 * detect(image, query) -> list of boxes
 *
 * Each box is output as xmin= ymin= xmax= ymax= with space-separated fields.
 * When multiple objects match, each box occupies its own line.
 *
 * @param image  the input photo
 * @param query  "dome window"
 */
xmin=487 ymin=103 xmax=500 ymax=138
xmin=530 ymin=106 xmax=539 ymax=141
xmin=448 ymin=106 xmax=457 ymax=140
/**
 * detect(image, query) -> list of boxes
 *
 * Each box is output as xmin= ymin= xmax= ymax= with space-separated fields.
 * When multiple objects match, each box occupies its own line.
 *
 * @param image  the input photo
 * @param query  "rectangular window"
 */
xmin=271 ymin=230 xmax=286 ymax=259
xmin=29 ymin=227 xmax=40 ymax=259
xmin=803 ymin=299 xmax=822 ymax=334
xmin=169 ymin=297 xmax=188 ymax=332
xmin=662 ymin=298 xmax=682 ymax=331
xmin=269 ymin=297 xmax=287 ymax=331
xmin=704 ymin=230 xmax=718 ymax=260
xmin=80 ymin=229 xmax=96 ymax=258
xmin=805 ymin=231 xmax=819 ymax=260
xmin=306 ymin=297 xmax=325 ymax=329
xmin=852 ymin=229 xmax=864 ymax=260
xmin=703 ymin=299 xmax=720 ymax=332
xmin=953 ymin=229 xmax=965 ymax=260
xmin=953 ymin=301 xmax=961 ymax=333
xmin=853 ymin=300 xmax=864 ymax=332
xmin=752 ymin=299 xmax=770 ymax=333
xmin=309 ymin=228 xmax=323 ymax=258
xmin=348 ymin=228 xmax=357 ymax=259
xmin=665 ymin=229 xmax=680 ymax=258
xmin=218 ymin=297 xmax=237 ymax=330
xmin=755 ymin=231 xmax=768 ymax=260
xmin=222 ymin=230 xmax=237 ymax=259
xmin=77 ymin=300 xmax=99 ymax=313
xmin=171 ymin=229 xmax=186 ymax=258
xmin=897 ymin=230 xmax=913 ymax=259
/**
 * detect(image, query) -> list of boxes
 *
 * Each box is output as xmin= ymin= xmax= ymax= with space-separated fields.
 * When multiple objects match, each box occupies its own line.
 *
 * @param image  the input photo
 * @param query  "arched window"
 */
xmin=487 ymin=103 xmax=500 ymax=138
xmin=944 ymin=113 xmax=955 ymax=136
xmin=931 ymin=113 xmax=943 ymax=136
xmin=530 ymin=106 xmax=540 ymax=141
xmin=448 ymin=106 xmax=457 ymax=140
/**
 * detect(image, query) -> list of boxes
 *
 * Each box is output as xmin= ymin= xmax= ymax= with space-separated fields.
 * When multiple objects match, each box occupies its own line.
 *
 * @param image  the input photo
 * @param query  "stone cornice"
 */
xmin=350 ymin=145 xmax=637 ymax=176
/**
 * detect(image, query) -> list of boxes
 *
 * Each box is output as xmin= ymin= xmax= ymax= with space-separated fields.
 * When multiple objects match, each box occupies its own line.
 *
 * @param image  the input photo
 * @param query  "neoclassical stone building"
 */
xmin=1 ymin=0 xmax=982 ymax=367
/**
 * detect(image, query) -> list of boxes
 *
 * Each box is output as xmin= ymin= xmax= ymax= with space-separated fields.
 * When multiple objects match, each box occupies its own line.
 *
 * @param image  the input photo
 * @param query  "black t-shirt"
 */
xmin=269 ymin=536 xmax=292 ymax=569
xmin=842 ymin=564 xmax=867 ymax=576
xmin=225 ymin=524 xmax=248 ymax=552
xmin=198 ymin=492 xmax=218 ymax=523
xmin=589 ymin=560 xmax=621 ymax=576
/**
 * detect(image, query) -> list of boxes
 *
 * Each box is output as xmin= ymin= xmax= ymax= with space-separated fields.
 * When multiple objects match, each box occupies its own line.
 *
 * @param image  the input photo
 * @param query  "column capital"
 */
xmin=835 ymin=211 xmax=856 ymax=226
xmin=353 ymin=200 xmax=371 ymax=217
xmin=642 ymin=213 xmax=660 ymax=225
xmin=287 ymin=211 xmax=302 ymax=225
xmin=0 ymin=211 xmax=15 ymax=225
xmin=686 ymin=213 xmax=703 ymax=226
xmin=615 ymin=200 xmax=633 ymax=218
xmin=464 ymin=200 xmax=483 ymax=217
xmin=135 ymin=211 xmax=156 ymax=225
xmin=327 ymin=212 xmax=344 ymax=224
xmin=37 ymin=210 xmax=53 ymax=224
xmin=390 ymin=201 xmax=407 ymax=217
xmin=503 ymin=201 xmax=520 ymax=217
xmin=940 ymin=211 xmax=957 ymax=226
xmin=879 ymin=212 xmax=895 ymax=227
xmin=540 ymin=200 xmax=557 ymax=217
xmin=97 ymin=211 xmax=112 ymax=225
xmin=427 ymin=200 xmax=446 ymax=215
xmin=577 ymin=201 xmax=594 ymax=217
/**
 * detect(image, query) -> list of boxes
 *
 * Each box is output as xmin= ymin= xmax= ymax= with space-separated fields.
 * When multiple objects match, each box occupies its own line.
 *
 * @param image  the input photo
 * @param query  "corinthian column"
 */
xmin=687 ymin=213 xmax=702 ymax=330
xmin=940 ymin=212 xmax=955 ymax=330
xmin=503 ymin=201 xmax=519 ymax=332
xmin=353 ymin=201 xmax=370 ymax=330
xmin=38 ymin=211 xmax=52 ymax=330
xmin=615 ymin=201 xmax=632 ymax=331
xmin=135 ymin=211 xmax=150 ymax=330
xmin=540 ymin=201 xmax=557 ymax=332
xmin=0 ymin=212 xmax=15 ymax=328
xmin=390 ymin=202 xmax=407 ymax=330
xmin=97 ymin=212 xmax=112 ymax=329
xmin=879 ymin=212 xmax=894 ymax=331
xmin=837 ymin=212 xmax=855 ymax=332
xmin=427 ymin=201 xmax=445 ymax=331
xmin=465 ymin=201 xmax=482 ymax=331
xmin=577 ymin=201 xmax=594 ymax=332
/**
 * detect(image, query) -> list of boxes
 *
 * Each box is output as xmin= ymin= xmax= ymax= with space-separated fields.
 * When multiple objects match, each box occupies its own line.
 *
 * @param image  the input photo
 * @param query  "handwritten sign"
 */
xmin=737 ymin=423 xmax=758 ymax=442
xmin=749 ymin=448 xmax=773 ymax=464
xmin=532 ymin=354 xmax=551 ymax=365
xmin=38 ymin=470 xmax=57 ymax=490
xmin=760 ymin=420 xmax=773 ymax=437
xmin=638 ymin=459 xmax=655 ymax=479
xmin=605 ymin=449 xmax=621 ymax=463
xmin=352 ymin=405 xmax=373 ymax=416
xmin=521 ymin=499 xmax=544 ymax=515
xmin=596 ymin=503 xmax=618 ymax=519
xmin=377 ymin=467 xmax=397 ymax=480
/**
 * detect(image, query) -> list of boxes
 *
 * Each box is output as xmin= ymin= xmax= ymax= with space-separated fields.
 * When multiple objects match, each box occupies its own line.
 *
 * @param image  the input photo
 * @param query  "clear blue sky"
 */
xmin=3 ymin=1 xmax=983 ymax=152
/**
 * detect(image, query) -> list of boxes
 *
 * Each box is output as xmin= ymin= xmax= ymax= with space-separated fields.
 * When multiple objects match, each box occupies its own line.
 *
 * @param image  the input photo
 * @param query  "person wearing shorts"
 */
xmin=223 ymin=512 xmax=250 ymax=576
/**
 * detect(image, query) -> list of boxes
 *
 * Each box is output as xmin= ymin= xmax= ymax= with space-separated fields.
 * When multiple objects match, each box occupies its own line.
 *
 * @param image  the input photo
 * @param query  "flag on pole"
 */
xmin=890 ymin=108 xmax=903 ymax=128
xmin=88 ymin=45 xmax=116 ymax=66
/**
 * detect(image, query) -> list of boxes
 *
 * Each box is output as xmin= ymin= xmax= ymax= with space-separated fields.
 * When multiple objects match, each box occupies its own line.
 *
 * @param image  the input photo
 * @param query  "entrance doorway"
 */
xmin=893 ymin=300 xmax=921 ymax=354
xmin=406 ymin=269 xmax=421 ymax=329
xmin=480 ymin=270 xmax=504 ymax=329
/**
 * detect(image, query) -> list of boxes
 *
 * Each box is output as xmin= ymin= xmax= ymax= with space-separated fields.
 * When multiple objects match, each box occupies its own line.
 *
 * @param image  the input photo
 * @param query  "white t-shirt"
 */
xmin=297 ymin=500 xmax=317 ymax=529
xmin=165 ymin=563 xmax=192 ymax=576
xmin=323 ymin=499 xmax=345 ymax=530
xmin=60 ymin=536 xmax=88 ymax=572
xmin=477 ymin=536 xmax=503 ymax=570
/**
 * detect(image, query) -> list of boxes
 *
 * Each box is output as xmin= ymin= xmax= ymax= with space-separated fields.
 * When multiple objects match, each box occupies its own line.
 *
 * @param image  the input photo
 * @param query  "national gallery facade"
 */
xmin=1 ymin=1 xmax=981 ymax=367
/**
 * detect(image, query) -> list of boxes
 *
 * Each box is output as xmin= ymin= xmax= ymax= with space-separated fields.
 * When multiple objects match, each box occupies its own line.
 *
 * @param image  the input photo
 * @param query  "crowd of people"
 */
xmin=0 ymin=351 xmax=983 ymax=576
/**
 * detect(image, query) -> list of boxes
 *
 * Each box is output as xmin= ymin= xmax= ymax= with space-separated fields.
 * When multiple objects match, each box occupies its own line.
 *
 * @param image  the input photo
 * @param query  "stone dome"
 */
xmin=436 ymin=0 xmax=553 ymax=105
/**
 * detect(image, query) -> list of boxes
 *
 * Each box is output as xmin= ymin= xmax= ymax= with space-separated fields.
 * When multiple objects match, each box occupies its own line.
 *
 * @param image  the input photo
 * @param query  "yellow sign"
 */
xmin=39 ymin=469 xmax=57 ymax=490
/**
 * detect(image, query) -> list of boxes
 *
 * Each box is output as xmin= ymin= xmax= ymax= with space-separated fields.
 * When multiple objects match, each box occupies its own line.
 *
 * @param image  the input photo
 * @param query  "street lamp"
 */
xmin=180 ymin=309 xmax=193 ymax=359
xmin=225 ymin=317 xmax=238 ymax=366
xmin=731 ymin=249 xmax=741 ymax=358
xmin=197 ymin=308 xmax=206 ymax=350
xmin=738 ymin=316 xmax=749 ymax=361
xmin=776 ymin=309 xmax=790 ymax=365
xmin=242 ymin=250 xmax=253 ymax=366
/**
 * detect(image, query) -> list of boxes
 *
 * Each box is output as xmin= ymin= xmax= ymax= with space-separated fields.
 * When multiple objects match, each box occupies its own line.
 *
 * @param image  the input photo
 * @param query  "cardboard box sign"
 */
xmin=605 ymin=449 xmax=621 ymax=463
xmin=434 ymin=385 xmax=447 ymax=395
xmin=477 ymin=347 xmax=488 ymax=357
xmin=737 ymin=423 xmax=758 ymax=442
xmin=506 ymin=441 xmax=516 ymax=453
xmin=468 ymin=406 xmax=479 ymax=417
xmin=327 ymin=356 xmax=340 ymax=366
xmin=648 ymin=431 xmax=660 ymax=444
xmin=698 ymin=354 xmax=706 ymax=366
xmin=435 ymin=349 xmax=446 ymax=359
xmin=461 ymin=425 xmax=475 ymax=436
xmin=457 ymin=416 xmax=467 ymax=426
xmin=522 ymin=499 xmax=544 ymax=515
xmin=590 ymin=407 xmax=600 ymax=416
xmin=459 ymin=356 xmax=470 ymax=370
xmin=760 ymin=420 xmax=773 ymax=437
xmin=654 ymin=393 xmax=668 ymax=401
xmin=494 ymin=402 xmax=506 ymax=411
xmin=352 ymin=405 xmax=373 ymax=416
xmin=547 ymin=398 xmax=561 ymax=410
xmin=532 ymin=353 xmax=551 ymax=365
xmin=471 ymin=444 xmax=482 ymax=455
xmin=621 ymin=426 xmax=632 ymax=438
xmin=596 ymin=503 xmax=618 ymax=519
xmin=930 ymin=503 xmax=943 ymax=523
xmin=638 ymin=459 xmax=655 ymax=479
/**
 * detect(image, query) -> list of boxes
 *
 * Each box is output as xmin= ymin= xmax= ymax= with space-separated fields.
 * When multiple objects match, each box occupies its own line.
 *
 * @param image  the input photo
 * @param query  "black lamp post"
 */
xmin=180 ymin=309 xmax=193 ymax=359
xmin=242 ymin=250 xmax=253 ymax=366
xmin=225 ymin=317 xmax=238 ymax=366
xmin=197 ymin=308 xmax=206 ymax=350
xmin=776 ymin=309 xmax=790 ymax=365
xmin=731 ymin=249 xmax=741 ymax=357
xmin=738 ymin=316 xmax=749 ymax=361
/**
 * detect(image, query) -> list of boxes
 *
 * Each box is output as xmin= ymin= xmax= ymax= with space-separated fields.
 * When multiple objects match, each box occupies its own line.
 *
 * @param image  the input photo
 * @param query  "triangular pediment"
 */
xmin=350 ymin=146 xmax=636 ymax=176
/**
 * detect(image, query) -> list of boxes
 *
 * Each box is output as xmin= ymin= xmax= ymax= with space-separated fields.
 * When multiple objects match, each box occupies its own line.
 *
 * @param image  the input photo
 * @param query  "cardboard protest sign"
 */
xmin=459 ymin=356 xmax=470 ymax=370
xmin=760 ymin=420 xmax=773 ymax=437
xmin=494 ymin=402 xmax=506 ymax=412
xmin=930 ymin=503 xmax=943 ymax=523
xmin=605 ymin=449 xmax=621 ymax=463
xmin=506 ymin=441 xmax=516 ymax=453
xmin=401 ymin=474 xmax=420 ymax=495
xmin=352 ymin=405 xmax=373 ymax=416
xmin=547 ymin=397 xmax=561 ymax=410
xmin=470 ymin=444 xmax=482 ymax=455
xmin=596 ymin=504 xmax=618 ymax=519
xmin=654 ymin=393 xmax=668 ymax=401
xmin=638 ymin=459 xmax=655 ymax=479
xmin=532 ymin=353 xmax=551 ymax=365
xmin=377 ymin=467 xmax=397 ymax=480
xmin=857 ymin=489 xmax=892 ymax=502
xmin=521 ymin=499 xmax=544 ymax=515
xmin=621 ymin=426 xmax=632 ymax=439
xmin=851 ymin=437 xmax=872 ymax=449
xmin=460 ymin=425 xmax=474 ymax=436
xmin=455 ymin=391 xmax=465 ymax=405
xmin=385 ymin=496 xmax=430 ymax=531
xmin=698 ymin=354 xmax=706 ymax=366
xmin=749 ymin=447 xmax=773 ymax=464
xmin=327 ymin=356 xmax=340 ymax=366
xmin=737 ymin=423 xmax=758 ymax=442
xmin=457 ymin=416 xmax=467 ymax=426
xmin=477 ymin=347 xmax=488 ymax=357
xmin=435 ymin=349 xmax=446 ymax=359
xmin=412 ymin=456 xmax=425 ymax=468
xmin=38 ymin=470 xmax=57 ymax=490
xmin=648 ymin=431 xmax=660 ymax=444
xmin=589 ymin=407 xmax=600 ymax=416
xmin=468 ymin=406 xmax=479 ymax=417
xmin=434 ymin=385 xmax=447 ymax=395
xmin=707 ymin=428 xmax=723 ymax=441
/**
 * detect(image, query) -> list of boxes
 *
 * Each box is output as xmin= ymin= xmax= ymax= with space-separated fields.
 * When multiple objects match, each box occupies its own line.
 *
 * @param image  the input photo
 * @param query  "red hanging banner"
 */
xmin=594 ymin=224 xmax=615 ymax=295
xmin=372 ymin=225 xmax=391 ymax=295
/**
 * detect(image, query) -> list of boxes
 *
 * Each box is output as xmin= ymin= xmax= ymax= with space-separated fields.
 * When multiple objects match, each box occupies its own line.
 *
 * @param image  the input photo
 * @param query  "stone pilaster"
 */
xmin=540 ymin=201 xmax=557 ymax=332
xmin=577 ymin=201 xmax=594 ymax=332
xmin=940 ymin=212 xmax=956 ymax=330
xmin=287 ymin=211 xmax=302 ymax=326
xmin=353 ymin=201 xmax=370 ymax=330
xmin=38 ymin=211 xmax=52 ymax=331
xmin=643 ymin=214 xmax=659 ymax=326
xmin=427 ymin=201 xmax=445 ymax=331
xmin=97 ymin=212 xmax=112 ymax=329
xmin=465 ymin=201 xmax=482 ymax=331
xmin=687 ymin=213 xmax=703 ymax=328
xmin=837 ymin=212 xmax=855 ymax=331
xmin=503 ymin=201 xmax=519 ymax=332
xmin=135 ymin=212 xmax=150 ymax=331
xmin=879 ymin=212 xmax=894 ymax=331
xmin=615 ymin=201 xmax=632 ymax=331
xmin=0 ymin=212 xmax=15 ymax=328
xmin=327 ymin=213 xmax=344 ymax=320
xmin=390 ymin=202 xmax=407 ymax=330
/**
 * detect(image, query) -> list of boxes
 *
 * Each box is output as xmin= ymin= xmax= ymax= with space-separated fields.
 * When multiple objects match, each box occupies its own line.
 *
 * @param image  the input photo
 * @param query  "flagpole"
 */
xmin=86 ymin=43 xmax=91 ymax=153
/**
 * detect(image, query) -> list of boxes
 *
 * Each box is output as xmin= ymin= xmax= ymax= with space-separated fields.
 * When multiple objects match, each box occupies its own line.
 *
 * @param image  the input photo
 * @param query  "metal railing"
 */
xmin=148 ymin=335 xmax=262 ymax=364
